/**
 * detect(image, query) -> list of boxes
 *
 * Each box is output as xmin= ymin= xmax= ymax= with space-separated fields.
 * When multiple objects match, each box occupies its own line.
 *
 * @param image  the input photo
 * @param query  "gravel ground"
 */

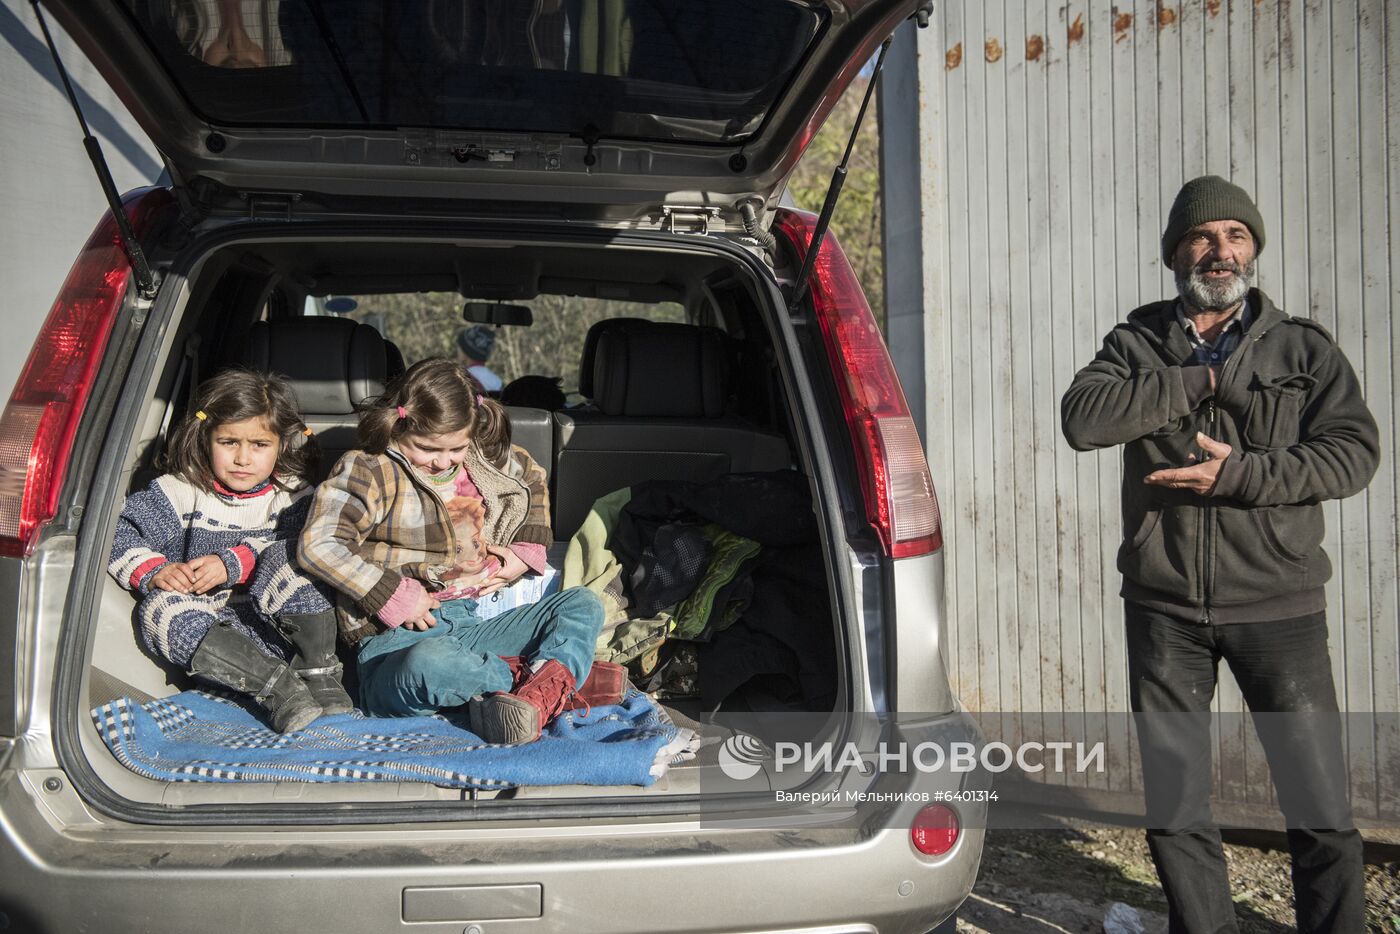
xmin=956 ymin=819 xmax=1400 ymax=933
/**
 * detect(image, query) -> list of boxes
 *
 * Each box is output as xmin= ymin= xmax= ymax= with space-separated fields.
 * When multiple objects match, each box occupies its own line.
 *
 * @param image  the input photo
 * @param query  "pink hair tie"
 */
xmin=476 ymin=394 xmax=484 ymax=405
xmin=396 ymin=405 xmax=407 ymax=420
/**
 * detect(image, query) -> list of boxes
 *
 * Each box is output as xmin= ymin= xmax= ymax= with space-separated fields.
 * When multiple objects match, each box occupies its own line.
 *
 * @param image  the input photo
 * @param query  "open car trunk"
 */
xmin=74 ymin=216 xmax=861 ymax=813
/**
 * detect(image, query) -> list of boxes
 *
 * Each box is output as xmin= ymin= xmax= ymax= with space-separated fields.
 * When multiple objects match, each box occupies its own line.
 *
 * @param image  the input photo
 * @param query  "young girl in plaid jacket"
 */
xmin=299 ymin=358 xmax=606 ymax=744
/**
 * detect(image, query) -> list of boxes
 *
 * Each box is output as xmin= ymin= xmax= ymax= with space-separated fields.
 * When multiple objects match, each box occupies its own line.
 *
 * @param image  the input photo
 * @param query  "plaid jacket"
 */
xmin=299 ymin=443 xmax=551 ymax=643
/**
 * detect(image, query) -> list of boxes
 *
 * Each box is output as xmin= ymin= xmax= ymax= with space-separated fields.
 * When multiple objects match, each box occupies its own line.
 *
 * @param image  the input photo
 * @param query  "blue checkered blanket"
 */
xmin=92 ymin=689 xmax=697 ymax=789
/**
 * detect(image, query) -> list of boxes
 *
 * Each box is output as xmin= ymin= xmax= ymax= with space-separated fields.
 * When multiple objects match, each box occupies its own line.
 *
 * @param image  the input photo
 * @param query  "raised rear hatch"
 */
xmin=40 ymin=0 xmax=919 ymax=222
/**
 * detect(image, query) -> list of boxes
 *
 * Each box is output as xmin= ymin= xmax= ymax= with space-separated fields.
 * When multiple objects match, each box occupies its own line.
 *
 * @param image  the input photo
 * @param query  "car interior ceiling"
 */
xmin=81 ymin=234 xmax=834 ymax=798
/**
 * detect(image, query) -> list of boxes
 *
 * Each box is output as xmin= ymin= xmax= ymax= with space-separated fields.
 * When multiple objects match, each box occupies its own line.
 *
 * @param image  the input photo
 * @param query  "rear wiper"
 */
xmin=305 ymin=0 xmax=371 ymax=123
xmin=30 ymin=0 xmax=156 ymax=298
xmin=788 ymin=35 xmax=893 ymax=313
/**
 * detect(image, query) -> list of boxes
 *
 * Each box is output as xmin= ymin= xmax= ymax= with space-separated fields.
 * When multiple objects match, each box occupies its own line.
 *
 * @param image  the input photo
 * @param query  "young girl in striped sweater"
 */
xmin=108 ymin=369 xmax=350 ymax=733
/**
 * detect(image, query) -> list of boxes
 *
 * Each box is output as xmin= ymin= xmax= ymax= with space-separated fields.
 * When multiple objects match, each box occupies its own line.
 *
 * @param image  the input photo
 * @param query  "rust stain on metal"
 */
xmin=946 ymin=41 xmax=963 ymax=70
xmin=1278 ymin=0 xmax=1294 ymax=68
xmin=1026 ymin=34 xmax=1045 ymax=61
xmin=1067 ymin=12 xmax=1085 ymax=45
xmin=985 ymin=37 xmax=1004 ymax=63
xmin=1113 ymin=8 xmax=1134 ymax=40
xmin=1207 ymin=0 xmax=1222 ymax=16
xmin=1157 ymin=5 xmax=1177 ymax=27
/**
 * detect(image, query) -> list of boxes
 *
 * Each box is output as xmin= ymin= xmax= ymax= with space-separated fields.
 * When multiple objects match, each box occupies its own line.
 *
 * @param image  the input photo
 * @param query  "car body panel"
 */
xmin=0 ymin=207 xmax=977 ymax=932
xmin=0 ymin=3 xmax=976 ymax=913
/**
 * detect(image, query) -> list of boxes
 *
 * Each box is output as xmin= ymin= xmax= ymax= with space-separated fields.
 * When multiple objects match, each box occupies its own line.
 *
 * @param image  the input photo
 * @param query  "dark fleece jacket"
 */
xmin=1061 ymin=289 xmax=1379 ymax=622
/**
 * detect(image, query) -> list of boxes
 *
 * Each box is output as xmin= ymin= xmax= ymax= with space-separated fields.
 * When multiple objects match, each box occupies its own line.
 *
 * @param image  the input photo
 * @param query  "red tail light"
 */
xmin=910 ymin=804 xmax=960 ymax=856
xmin=776 ymin=209 xmax=942 ymax=558
xmin=0 ymin=188 xmax=172 ymax=557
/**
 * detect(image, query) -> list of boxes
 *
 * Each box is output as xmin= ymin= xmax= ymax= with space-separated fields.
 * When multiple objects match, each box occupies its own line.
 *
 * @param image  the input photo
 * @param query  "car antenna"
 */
xmin=788 ymin=35 xmax=893 ymax=314
xmin=29 ymin=0 xmax=157 ymax=299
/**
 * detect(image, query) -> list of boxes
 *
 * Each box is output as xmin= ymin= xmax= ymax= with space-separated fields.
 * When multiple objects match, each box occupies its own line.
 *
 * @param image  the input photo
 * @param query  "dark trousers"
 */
xmin=1124 ymin=603 xmax=1364 ymax=934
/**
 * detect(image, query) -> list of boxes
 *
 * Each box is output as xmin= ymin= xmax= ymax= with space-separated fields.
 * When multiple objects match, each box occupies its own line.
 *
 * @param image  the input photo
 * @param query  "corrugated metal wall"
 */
xmin=888 ymin=0 xmax=1398 ymax=821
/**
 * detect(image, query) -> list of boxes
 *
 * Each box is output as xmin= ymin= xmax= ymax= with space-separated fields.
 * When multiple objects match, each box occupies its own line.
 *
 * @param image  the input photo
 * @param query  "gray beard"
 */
xmin=1175 ymin=259 xmax=1255 ymax=312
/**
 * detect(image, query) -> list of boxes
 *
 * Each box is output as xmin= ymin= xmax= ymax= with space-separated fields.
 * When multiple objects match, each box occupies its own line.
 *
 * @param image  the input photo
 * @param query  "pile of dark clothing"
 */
xmin=607 ymin=471 xmax=835 ymax=712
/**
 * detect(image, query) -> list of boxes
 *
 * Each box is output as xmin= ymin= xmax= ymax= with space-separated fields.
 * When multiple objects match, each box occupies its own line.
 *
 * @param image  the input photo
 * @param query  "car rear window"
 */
xmin=120 ymin=0 xmax=824 ymax=144
xmin=317 ymin=292 xmax=687 ymax=394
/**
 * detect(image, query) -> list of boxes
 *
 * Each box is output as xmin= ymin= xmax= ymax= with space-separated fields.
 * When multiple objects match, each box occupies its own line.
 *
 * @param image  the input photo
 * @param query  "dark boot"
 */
xmin=189 ymin=623 xmax=323 ymax=733
xmin=470 ymin=658 xmax=578 ymax=745
xmin=276 ymin=611 xmax=354 ymax=715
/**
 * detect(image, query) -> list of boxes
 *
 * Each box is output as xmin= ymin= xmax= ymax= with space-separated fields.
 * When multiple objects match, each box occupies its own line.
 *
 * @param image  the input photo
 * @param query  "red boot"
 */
xmin=497 ymin=656 xmax=629 ymax=710
xmin=470 ymin=659 xmax=578 ymax=745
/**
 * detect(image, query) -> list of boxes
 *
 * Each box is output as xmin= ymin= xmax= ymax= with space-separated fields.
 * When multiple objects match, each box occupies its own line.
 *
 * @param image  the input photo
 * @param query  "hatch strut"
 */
xmin=788 ymin=35 xmax=893 ymax=314
xmin=30 ymin=0 xmax=157 ymax=299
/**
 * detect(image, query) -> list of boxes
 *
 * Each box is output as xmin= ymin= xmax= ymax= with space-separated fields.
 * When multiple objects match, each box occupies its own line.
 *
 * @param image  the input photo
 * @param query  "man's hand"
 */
xmin=1144 ymin=433 xmax=1233 ymax=495
xmin=185 ymin=554 xmax=229 ymax=595
xmin=475 ymin=544 xmax=529 ymax=597
xmin=150 ymin=562 xmax=196 ymax=594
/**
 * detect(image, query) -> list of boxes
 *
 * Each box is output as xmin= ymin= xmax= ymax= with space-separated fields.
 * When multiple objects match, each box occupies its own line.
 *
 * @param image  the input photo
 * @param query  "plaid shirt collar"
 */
xmin=1176 ymin=298 xmax=1253 ymax=366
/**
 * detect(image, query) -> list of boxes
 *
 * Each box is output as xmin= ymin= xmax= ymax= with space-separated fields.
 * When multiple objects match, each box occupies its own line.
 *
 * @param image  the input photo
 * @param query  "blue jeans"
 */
xmin=1125 ymin=603 xmax=1362 ymax=934
xmin=356 ymin=586 xmax=605 ymax=717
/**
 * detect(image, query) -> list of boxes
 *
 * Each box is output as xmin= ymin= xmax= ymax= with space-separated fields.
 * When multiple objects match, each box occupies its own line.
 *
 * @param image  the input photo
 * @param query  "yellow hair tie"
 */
xmin=303 ymin=427 xmax=314 ymax=436
xmin=195 ymin=410 xmax=208 ymax=421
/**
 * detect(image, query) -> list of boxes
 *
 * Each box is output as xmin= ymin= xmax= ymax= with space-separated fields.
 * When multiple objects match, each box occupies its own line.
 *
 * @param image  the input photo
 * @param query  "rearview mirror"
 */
xmin=462 ymin=302 xmax=533 ymax=326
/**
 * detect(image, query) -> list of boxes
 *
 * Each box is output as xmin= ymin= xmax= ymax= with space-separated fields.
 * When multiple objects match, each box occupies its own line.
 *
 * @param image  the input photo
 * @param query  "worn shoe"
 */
xmin=189 ymin=623 xmax=323 ymax=733
xmin=276 ymin=610 xmax=354 ymax=715
xmin=499 ymin=657 xmax=628 ymax=709
xmin=470 ymin=658 xmax=578 ymax=744
xmin=573 ymin=660 xmax=628 ymax=708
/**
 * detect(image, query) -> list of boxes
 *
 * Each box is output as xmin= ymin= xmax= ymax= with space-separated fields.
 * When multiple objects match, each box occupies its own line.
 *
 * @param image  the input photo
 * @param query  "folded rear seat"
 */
xmin=551 ymin=319 xmax=791 ymax=539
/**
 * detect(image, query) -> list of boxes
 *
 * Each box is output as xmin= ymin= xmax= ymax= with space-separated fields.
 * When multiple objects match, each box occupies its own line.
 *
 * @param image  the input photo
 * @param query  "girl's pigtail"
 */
xmin=280 ymin=424 xmax=322 ymax=488
xmin=356 ymin=397 xmax=403 ymax=454
xmin=472 ymin=395 xmax=512 ymax=467
xmin=160 ymin=403 xmax=214 ymax=488
xmin=257 ymin=373 xmax=318 ymax=489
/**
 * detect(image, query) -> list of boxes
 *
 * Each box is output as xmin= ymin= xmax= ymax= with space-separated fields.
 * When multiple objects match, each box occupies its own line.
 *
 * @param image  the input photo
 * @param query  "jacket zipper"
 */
xmin=1198 ymin=326 xmax=1271 ymax=623
xmin=1200 ymin=398 xmax=1217 ymax=623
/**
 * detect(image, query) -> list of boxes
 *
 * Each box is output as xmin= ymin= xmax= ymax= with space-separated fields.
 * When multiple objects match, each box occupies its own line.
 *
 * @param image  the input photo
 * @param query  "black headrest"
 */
xmin=578 ymin=317 xmax=651 ymax=398
xmin=239 ymin=318 xmax=388 ymax=415
xmin=592 ymin=321 xmax=728 ymax=417
xmin=383 ymin=339 xmax=407 ymax=380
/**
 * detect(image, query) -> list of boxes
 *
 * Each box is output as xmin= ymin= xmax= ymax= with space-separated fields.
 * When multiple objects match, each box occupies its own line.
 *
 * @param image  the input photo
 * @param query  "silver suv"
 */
xmin=0 ymin=2 xmax=982 ymax=932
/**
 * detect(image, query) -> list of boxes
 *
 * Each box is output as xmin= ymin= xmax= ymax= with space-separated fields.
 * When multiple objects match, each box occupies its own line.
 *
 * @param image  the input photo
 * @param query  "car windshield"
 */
xmin=119 ymin=0 xmax=824 ymax=144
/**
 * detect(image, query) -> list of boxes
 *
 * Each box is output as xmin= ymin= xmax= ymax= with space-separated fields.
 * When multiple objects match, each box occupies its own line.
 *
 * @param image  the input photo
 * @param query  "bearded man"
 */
xmin=1060 ymin=176 xmax=1379 ymax=933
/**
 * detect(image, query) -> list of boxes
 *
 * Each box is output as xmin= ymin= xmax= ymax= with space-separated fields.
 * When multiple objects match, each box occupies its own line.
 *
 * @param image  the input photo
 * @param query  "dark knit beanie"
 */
xmin=456 ymin=325 xmax=495 ymax=361
xmin=1161 ymin=175 xmax=1265 ymax=265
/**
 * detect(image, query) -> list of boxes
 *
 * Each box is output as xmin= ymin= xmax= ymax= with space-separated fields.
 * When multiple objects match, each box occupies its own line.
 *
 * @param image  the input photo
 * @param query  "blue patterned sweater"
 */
xmin=109 ymin=475 xmax=314 ymax=597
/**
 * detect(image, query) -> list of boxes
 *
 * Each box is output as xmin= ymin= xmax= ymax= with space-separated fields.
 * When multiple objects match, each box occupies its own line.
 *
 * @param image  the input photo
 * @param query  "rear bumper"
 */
xmin=0 ymin=808 xmax=980 ymax=934
xmin=0 ymin=717 xmax=984 ymax=934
